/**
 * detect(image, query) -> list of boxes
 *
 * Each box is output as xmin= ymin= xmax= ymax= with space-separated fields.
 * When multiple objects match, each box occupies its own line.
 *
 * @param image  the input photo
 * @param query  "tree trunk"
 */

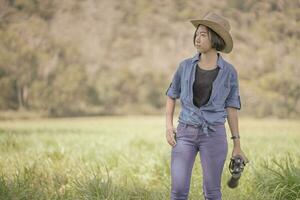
xmin=17 ymin=84 xmax=24 ymax=110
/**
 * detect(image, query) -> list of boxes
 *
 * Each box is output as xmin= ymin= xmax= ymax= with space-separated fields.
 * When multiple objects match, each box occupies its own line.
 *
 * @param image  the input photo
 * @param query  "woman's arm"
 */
xmin=166 ymin=96 xmax=177 ymax=147
xmin=226 ymin=107 xmax=240 ymax=148
xmin=226 ymin=107 xmax=249 ymax=163
xmin=165 ymin=62 xmax=183 ymax=147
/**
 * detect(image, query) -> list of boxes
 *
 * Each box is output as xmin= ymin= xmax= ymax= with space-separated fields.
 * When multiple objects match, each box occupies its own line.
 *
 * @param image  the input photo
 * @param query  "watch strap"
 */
xmin=230 ymin=135 xmax=240 ymax=140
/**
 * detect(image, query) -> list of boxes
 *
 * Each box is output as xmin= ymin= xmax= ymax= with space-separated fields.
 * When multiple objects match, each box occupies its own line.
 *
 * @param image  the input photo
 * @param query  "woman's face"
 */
xmin=194 ymin=25 xmax=212 ymax=53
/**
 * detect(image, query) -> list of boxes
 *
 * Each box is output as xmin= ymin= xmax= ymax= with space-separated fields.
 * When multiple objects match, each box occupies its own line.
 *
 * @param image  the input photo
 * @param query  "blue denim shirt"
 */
xmin=166 ymin=52 xmax=241 ymax=136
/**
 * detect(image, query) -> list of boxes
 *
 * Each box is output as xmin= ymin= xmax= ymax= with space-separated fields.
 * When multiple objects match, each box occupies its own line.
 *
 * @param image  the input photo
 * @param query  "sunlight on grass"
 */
xmin=0 ymin=116 xmax=299 ymax=199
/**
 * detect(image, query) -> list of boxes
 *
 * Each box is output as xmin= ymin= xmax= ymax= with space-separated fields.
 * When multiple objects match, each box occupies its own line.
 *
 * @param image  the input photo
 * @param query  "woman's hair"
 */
xmin=193 ymin=25 xmax=226 ymax=52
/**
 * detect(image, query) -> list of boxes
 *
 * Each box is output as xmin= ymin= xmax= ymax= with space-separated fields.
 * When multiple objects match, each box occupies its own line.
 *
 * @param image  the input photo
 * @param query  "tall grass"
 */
xmin=0 ymin=116 xmax=299 ymax=199
xmin=254 ymin=154 xmax=300 ymax=200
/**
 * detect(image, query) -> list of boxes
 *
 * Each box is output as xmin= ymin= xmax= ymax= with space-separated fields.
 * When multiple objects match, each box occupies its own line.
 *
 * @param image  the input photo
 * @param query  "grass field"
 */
xmin=0 ymin=116 xmax=300 ymax=200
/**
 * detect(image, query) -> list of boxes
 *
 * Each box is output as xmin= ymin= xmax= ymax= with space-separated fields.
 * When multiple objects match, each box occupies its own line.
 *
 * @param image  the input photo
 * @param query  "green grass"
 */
xmin=0 ymin=116 xmax=300 ymax=200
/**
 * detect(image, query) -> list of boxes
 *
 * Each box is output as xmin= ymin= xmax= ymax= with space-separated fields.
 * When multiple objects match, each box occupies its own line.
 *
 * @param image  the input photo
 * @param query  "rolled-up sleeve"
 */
xmin=165 ymin=62 xmax=183 ymax=99
xmin=225 ymin=68 xmax=241 ymax=110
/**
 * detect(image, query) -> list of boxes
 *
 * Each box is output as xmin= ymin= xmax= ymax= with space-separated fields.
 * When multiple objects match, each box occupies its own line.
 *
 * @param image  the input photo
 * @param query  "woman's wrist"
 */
xmin=166 ymin=123 xmax=173 ymax=130
xmin=166 ymin=115 xmax=173 ymax=130
xmin=233 ymin=140 xmax=241 ymax=149
xmin=230 ymin=132 xmax=240 ymax=139
xmin=230 ymin=135 xmax=240 ymax=140
xmin=231 ymin=133 xmax=241 ymax=149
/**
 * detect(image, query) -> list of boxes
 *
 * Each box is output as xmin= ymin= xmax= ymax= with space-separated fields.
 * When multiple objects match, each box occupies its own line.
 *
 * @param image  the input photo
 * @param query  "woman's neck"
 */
xmin=199 ymin=49 xmax=218 ymax=69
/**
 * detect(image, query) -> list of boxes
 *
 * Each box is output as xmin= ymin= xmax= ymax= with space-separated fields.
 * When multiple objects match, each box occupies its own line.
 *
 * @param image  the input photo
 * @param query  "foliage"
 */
xmin=0 ymin=0 xmax=299 ymax=117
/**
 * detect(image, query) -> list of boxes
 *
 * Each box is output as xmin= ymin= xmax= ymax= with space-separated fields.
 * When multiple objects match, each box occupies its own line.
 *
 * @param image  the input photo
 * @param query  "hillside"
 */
xmin=0 ymin=0 xmax=299 ymax=118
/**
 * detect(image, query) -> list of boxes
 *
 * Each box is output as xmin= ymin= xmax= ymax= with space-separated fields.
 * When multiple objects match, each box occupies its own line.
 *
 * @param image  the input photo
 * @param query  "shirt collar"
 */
xmin=191 ymin=52 xmax=225 ymax=69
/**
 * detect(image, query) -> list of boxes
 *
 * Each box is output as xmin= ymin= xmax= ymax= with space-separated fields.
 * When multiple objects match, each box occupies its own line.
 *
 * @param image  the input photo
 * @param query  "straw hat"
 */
xmin=190 ymin=11 xmax=233 ymax=53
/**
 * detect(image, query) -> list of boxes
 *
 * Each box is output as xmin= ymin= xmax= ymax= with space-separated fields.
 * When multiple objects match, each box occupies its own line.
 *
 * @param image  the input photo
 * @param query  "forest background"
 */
xmin=0 ymin=0 xmax=299 ymax=119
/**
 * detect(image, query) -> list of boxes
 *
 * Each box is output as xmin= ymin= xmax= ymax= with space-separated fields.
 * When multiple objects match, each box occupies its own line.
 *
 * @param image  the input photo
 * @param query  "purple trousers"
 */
xmin=170 ymin=122 xmax=228 ymax=200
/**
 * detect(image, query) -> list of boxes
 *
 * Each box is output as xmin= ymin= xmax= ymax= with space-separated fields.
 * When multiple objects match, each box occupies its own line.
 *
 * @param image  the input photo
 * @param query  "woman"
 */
xmin=165 ymin=12 xmax=249 ymax=200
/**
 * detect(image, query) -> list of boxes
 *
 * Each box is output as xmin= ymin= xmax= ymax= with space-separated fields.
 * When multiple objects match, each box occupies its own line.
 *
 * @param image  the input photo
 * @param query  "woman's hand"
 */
xmin=232 ymin=146 xmax=249 ymax=164
xmin=166 ymin=126 xmax=177 ymax=147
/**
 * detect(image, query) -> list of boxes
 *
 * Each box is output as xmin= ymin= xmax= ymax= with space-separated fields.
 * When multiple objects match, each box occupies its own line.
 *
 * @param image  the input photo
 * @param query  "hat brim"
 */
xmin=190 ymin=19 xmax=233 ymax=53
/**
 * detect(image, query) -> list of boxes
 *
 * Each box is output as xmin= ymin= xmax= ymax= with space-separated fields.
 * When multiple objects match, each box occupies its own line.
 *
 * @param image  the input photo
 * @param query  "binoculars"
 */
xmin=227 ymin=155 xmax=247 ymax=188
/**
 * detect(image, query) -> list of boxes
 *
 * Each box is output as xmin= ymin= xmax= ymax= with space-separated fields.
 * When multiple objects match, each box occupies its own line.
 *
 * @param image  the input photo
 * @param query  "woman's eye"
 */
xmin=196 ymin=33 xmax=206 ymax=37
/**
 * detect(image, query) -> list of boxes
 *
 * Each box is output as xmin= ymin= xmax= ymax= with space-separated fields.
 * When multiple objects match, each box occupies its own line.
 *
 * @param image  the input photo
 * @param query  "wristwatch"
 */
xmin=230 ymin=135 xmax=240 ymax=140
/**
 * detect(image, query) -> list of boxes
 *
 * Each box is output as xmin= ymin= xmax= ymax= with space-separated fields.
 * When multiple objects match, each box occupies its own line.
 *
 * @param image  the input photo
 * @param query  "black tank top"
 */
xmin=193 ymin=64 xmax=219 ymax=108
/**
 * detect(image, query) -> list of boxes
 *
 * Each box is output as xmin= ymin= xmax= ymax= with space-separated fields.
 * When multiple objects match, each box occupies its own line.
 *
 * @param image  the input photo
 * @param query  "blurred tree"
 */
xmin=0 ymin=0 xmax=299 ymax=118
